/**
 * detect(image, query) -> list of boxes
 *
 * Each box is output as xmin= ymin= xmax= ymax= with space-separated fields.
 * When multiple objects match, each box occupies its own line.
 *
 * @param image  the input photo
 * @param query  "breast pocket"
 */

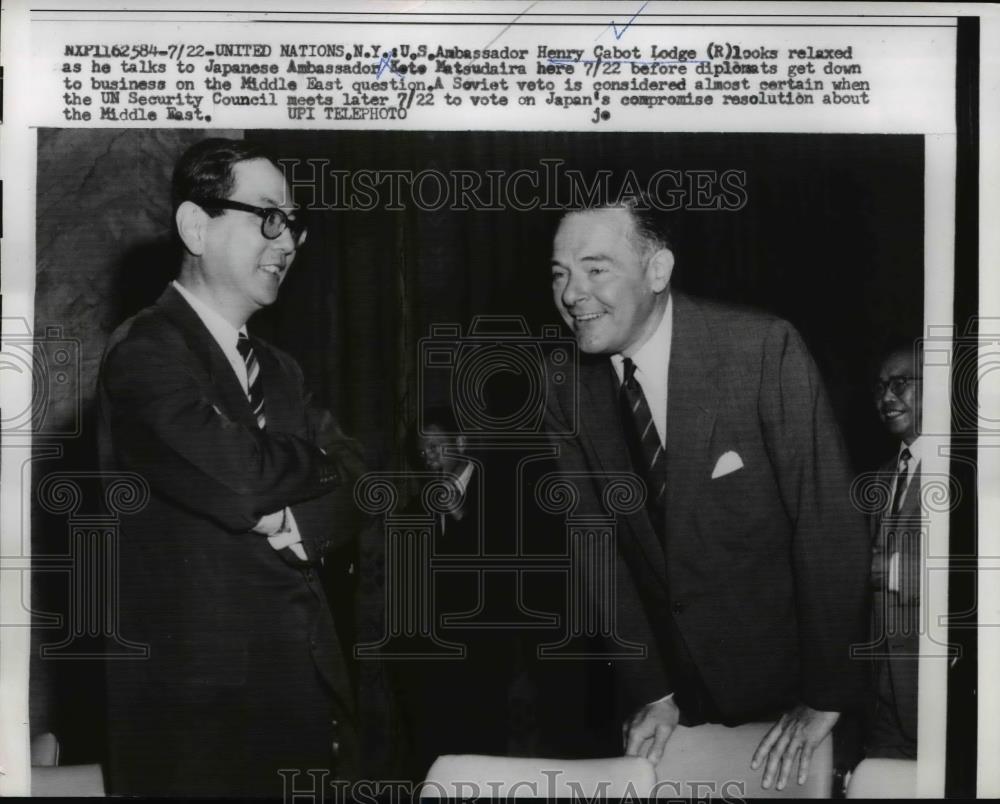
xmin=702 ymin=455 xmax=778 ymax=548
xmin=708 ymin=454 xmax=749 ymax=509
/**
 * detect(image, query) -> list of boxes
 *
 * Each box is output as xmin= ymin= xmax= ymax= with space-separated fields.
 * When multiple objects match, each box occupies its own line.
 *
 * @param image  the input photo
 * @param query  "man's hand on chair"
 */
xmin=623 ymin=695 xmax=680 ymax=764
xmin=751 ymin=704 xmax=839 ymax=790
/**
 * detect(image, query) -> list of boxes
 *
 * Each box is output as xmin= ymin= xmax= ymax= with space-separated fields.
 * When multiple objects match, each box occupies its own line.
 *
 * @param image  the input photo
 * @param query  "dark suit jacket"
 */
xmin=867 ymin=457 xmax=922 ymax=757
xmin=544 ymin=292 xmax=869 ymax=724
xmin=391 ymin=464 xmax=513 ymax=779
xmin=97 ymin=285 xmax=359 ymax=796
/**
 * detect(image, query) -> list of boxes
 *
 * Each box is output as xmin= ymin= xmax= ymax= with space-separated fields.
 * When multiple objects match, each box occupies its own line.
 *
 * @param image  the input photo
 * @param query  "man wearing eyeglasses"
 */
xmin=866 ymin=343 xmax=923 ymax=759
xmin=388 ymin=408 xmax=513 ymax=780
xmin=97 ymin=138 xmax=363 ymax=795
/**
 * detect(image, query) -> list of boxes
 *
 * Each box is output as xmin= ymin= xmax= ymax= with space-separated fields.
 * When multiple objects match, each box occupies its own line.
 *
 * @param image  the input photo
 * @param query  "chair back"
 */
xmin=423 ymin=754 xmax=657 ymax=798
xmin=655 ymin=722 xmax=833 ymax=798
xmin=31 ymin=765 xmax=105 ymax=797
xmin=845 ymin=758 xmax=917 ymax=798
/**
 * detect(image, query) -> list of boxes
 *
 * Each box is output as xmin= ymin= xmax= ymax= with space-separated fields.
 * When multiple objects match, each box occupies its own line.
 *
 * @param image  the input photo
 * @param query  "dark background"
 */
xmin=257 ymin=130 xmax=925 ymax=472
xmin=31 ymin=129 xmax=924 ymax=767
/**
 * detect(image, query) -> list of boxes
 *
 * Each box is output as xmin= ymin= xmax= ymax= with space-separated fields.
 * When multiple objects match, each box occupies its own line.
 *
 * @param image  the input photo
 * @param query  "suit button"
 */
xmin=671 ymin=602 xmax=685 ymax=614
xmin=331 ymin=740 xmax=340 ymax=756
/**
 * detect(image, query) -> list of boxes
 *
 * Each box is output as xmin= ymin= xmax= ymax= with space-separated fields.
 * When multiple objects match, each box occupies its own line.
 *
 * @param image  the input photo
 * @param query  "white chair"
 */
xmin=30 ymin=732 xmax=59 ymax=767
xmin=29 ymin=732 xmax=105 ymax=797
xmin=655 ymin=722 xmax=833 ymax=798
xmin=845 ymin=758 xmax=917 ymax=798
xmin=422 ymin=754 xmax=657 ymax=798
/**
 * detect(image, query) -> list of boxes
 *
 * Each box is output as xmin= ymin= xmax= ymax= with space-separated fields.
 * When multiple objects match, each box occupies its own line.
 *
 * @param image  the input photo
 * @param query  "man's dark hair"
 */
xmin=560 ymin=190 xmax=675 ymax=257
xmin=171 ymin=138 xmax=278 ymax=218
xmin=405 ymin=405 xmax=460 ymax=465
xmin=617 ymin=194 xmax=675 ymax=254
xmin=872 ymin=335 xmax=924 ymax=380
xmin=420 ymin=405 xmax=460 ymax=433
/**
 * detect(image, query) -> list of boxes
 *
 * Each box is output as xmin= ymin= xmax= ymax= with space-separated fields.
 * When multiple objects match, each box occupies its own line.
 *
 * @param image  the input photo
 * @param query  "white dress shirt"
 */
xmin=611 ymin=293 xmax=674 ymax=707
xmin=440 ymin=461 xmax=475 ymax=535
xmin=610 ymin=293 xmax=673 ymax=448
xmin=172 ymin=280 xmax=307 ymax=560
xmin=887 ymin=436 xmax=922 ymax=593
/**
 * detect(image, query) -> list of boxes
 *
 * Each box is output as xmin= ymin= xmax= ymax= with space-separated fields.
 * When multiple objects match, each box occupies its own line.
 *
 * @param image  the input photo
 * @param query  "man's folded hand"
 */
xmin=309 ymin=408 xmax=367 ymax=481
xmin=623 ymin=695 xmax=680 ymax=764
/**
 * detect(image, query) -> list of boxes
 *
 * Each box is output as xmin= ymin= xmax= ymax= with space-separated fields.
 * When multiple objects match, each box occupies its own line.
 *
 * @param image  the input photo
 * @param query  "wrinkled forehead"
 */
xmin=230 ymin=157 xmax=294 ymax=209
xmin=552 ymin=208 xmax=646 ymax=266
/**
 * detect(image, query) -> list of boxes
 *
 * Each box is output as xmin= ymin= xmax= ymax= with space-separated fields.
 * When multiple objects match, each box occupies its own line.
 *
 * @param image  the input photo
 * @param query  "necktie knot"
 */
xmin=898 ymin=447 xmax=911 ymax=472
xmin=622 ymin=357 xmax=638 ymax=390
xmin=237 ymin=332 xmax=266 ymax=430
xmin=236 ymin=332 xmax=252 ymax=359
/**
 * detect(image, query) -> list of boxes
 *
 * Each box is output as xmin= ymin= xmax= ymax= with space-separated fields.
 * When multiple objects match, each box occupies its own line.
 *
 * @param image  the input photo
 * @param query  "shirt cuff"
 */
xmin=888 ymin=551 xmax=900 ymax=593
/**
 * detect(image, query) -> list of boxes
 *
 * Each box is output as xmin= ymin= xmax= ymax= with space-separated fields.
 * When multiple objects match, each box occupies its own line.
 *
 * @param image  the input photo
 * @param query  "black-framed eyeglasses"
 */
xmin=873 ymin=375 xmax=920 ymax=398
xmin=200 ymin=199 xmax=307 ymax=244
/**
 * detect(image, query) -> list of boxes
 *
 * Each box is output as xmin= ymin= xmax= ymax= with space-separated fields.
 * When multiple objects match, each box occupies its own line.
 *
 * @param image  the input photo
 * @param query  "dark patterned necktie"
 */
xmin=890 ymin=447 xmax=912 ymax=514
xmin=237 ymin=334 xmax=309 ymax=561
xmin=236 ymin=332 xmax=266 ymax=429
xmin=619 ymin=357 xmax=666 ymax=528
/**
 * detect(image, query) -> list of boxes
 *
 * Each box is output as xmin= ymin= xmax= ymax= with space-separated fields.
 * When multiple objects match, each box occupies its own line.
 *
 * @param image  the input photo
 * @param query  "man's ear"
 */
xmin=648 ymin=248 xmax=675 ymax=293
xmin=175 ymin=201 xmax=209 ymax=256
xmin=454 ymin=434 xmax=467 ymax=455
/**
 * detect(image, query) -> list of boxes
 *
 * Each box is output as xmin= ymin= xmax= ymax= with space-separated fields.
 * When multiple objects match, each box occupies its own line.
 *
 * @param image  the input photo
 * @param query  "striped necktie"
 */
xmin=236 ymin=333 xmax=309 ymax=562
xmin=236 ymin=332 xmax=266 ymax=429
xmin=619 ymin=357 xmax=666 ymax=530
xmin=889 ymin=447 xmax=912 ymax=515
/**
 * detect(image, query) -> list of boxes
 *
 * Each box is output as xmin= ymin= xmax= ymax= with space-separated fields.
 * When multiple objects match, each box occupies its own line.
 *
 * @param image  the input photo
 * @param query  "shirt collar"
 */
xmin=611 ymin=293 xmax=673 ymax=384
xmin=172 ymin=280 xmax=247 ymax=352
xmin=453 ymin=461 xmax=475 ymax=496
xmin=900 ymin=436 xmax=923 ymax=465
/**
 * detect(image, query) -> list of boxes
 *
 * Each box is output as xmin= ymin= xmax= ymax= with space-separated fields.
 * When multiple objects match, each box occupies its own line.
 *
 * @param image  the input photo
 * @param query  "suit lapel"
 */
xmin=156 ymin=285 xmax=258 ymax=430
xmin=664 ymin=293 xmax=719 ymax=551
xmin=249 ymin=338 xmax=328 ymax=565
xmin=249 ymin=337 xmax=291 ymax=433
xmin=878 ymin=456 xmax=923 ymax=525
xmin=899 ymin=465 xmax=922 ymax=519
xmin=576 ymin=357 xmax=628 ymax=475
xmin=577 ymin=349 xmax=669 ymax=588
xmin=576 ymin=292 xmax=720 ymax=589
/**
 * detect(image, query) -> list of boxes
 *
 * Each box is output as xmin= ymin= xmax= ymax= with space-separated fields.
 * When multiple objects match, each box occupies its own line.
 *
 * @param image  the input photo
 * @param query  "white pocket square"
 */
xmin=711 ymin=450 xmax=744 ymax=479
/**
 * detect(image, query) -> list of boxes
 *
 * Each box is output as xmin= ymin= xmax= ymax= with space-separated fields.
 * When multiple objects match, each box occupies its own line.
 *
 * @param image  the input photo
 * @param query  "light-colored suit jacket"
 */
xmin=869 ymin=456 xmax=922 ymax=751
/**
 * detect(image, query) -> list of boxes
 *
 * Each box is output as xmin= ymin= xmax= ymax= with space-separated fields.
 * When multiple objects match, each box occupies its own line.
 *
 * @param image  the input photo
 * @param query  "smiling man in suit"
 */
xmin=544 ymin=196 xmax=870 ymax=790
xmin=98 ymin=138 xmax=364 ymax=796
xmin=866 ymin=342 xmax=923 ymax=759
